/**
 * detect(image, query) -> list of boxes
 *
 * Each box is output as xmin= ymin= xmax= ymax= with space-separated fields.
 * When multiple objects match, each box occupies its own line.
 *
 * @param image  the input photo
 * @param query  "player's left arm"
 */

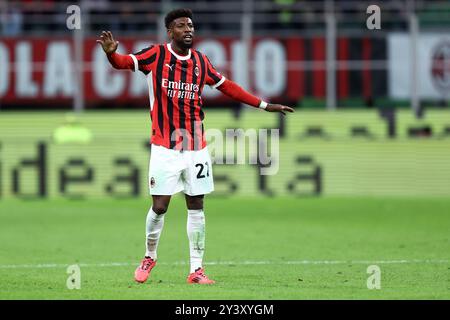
xmin=216 ymin=79 xmax=294 ymax=115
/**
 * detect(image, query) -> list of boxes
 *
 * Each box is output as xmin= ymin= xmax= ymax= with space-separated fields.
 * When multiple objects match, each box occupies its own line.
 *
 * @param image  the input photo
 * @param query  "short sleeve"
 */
xmin=204 ymin=55 xmax=226 ymax=88
xmin=129 ymin=45 xmax=157 ymax=74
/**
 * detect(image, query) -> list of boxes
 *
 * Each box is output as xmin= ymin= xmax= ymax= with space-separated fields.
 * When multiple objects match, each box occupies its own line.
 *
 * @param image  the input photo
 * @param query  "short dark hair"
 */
xmin=164 ymin=8 xmax=193 ymax=29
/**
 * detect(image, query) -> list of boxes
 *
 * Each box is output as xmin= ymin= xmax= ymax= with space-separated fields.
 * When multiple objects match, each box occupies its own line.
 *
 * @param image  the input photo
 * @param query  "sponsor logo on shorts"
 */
xmin=150 ymin=177 xmax=155 ymax=188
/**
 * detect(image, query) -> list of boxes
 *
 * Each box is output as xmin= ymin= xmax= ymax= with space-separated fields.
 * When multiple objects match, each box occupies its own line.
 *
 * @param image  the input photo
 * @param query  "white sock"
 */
xmin=187 ymin=209 xmax=206 ymax=273
xmin=145 ymin=207 xmax=165 ymax=260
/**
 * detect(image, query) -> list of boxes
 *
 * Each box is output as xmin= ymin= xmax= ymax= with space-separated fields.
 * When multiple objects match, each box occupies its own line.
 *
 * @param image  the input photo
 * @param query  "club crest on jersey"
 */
xmin=150 ymin=177 xmax=155 ymax=188
xmin=194 ymin=66 xmax=200 ymax=76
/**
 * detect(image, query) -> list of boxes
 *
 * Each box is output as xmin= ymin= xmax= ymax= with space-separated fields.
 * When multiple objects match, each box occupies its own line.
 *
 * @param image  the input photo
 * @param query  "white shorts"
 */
xmin=148 ymin=144 xmax=214 ymax=196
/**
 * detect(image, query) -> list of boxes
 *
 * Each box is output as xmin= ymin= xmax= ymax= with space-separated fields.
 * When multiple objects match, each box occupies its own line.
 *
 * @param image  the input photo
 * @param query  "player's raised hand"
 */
xmin=265 ymin=104 xmax=295 ymax=115
xmin=96 ymin=31 xmax=119 ymax=54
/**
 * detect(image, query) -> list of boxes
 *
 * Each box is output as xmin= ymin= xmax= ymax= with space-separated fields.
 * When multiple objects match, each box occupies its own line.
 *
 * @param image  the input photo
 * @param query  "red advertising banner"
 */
xmin=1 ymin=36 xmax=384 ymax=107
xmin=0 ymin=36 xmax=313 ymax=107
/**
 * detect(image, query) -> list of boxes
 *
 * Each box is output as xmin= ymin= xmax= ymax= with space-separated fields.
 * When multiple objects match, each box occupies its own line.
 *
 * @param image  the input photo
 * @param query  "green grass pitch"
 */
xmin=0 ymin=196 xmax=449 ymax=299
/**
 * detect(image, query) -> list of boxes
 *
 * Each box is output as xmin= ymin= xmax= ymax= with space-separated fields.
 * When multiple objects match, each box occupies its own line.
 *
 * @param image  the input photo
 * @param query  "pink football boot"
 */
xmin=134 ymin=257 xmax=156 ymax=283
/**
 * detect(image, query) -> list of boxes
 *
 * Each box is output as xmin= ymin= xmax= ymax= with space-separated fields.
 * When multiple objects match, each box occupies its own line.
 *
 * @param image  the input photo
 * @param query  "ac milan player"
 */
xmin=97 ymin=8 xmax=294 ymax=285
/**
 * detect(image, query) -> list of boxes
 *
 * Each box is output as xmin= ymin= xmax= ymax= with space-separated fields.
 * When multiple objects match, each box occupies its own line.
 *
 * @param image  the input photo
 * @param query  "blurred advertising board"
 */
xmin=388 ymin=33 xmax=450 ymax=99
xmin=0 ymin=36 xmax=386 ymax=107
xmin=1 ymin=110 xmax=449 ymax=199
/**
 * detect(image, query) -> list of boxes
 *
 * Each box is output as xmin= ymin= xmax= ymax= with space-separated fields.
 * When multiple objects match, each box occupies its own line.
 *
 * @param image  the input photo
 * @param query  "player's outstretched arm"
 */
xmin=96 ymin=30 xmax=134 ymax=70
xmin=217 ymin=79 xmax=294 ymax=115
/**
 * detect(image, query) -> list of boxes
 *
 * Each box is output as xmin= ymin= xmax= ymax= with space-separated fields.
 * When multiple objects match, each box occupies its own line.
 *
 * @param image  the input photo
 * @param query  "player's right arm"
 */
xmin=96 ymin=30 xmax=134 ymax=70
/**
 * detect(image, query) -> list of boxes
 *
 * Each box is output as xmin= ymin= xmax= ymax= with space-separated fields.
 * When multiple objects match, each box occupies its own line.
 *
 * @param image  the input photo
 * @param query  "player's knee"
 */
xmin=186 ymin=196 xmax=204 ymax=210
xmin=191 ymin=200 xmax=203 ymax=210
xmin=152 ymin=204 xmax=168 ymax=215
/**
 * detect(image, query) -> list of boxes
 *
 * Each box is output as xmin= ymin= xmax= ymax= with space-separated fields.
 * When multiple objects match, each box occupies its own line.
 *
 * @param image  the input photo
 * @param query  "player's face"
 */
xmin=169 ymin=17 xmax=195 ymax=49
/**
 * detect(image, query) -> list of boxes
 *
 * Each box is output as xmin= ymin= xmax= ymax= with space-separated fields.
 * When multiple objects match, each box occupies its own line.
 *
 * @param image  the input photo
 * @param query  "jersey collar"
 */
xmin=167 ymin=43 xmax=191 ymax=60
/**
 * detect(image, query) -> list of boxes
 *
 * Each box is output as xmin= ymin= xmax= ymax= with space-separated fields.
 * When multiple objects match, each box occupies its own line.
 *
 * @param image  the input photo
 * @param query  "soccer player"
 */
xmin=97 ymin=8 xmax=294 ymax=285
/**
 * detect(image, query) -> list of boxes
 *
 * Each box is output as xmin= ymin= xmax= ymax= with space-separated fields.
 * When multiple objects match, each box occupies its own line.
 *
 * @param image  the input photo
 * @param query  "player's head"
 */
xmin=165 ymin=8 xmax=194 ymax=49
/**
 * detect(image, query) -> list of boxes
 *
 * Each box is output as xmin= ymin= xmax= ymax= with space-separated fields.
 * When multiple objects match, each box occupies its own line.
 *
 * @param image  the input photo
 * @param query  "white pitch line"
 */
xmin=0 ymin=259 xmax=448 ymax=270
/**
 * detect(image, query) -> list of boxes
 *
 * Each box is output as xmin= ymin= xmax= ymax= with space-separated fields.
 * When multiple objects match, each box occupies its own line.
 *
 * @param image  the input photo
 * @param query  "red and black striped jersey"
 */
xmin=129 ymin=43 xmax=225 ymax=151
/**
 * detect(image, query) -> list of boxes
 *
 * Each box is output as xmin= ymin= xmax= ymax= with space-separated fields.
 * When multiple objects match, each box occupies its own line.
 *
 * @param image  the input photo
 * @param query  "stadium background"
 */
xmin=0 ymin=0 xmax=449 ymax=300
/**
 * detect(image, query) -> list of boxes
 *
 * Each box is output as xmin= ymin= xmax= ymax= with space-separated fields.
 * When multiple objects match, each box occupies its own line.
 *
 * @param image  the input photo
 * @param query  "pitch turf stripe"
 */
xmin=0 ymin=259 xmax=448 ymax=269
